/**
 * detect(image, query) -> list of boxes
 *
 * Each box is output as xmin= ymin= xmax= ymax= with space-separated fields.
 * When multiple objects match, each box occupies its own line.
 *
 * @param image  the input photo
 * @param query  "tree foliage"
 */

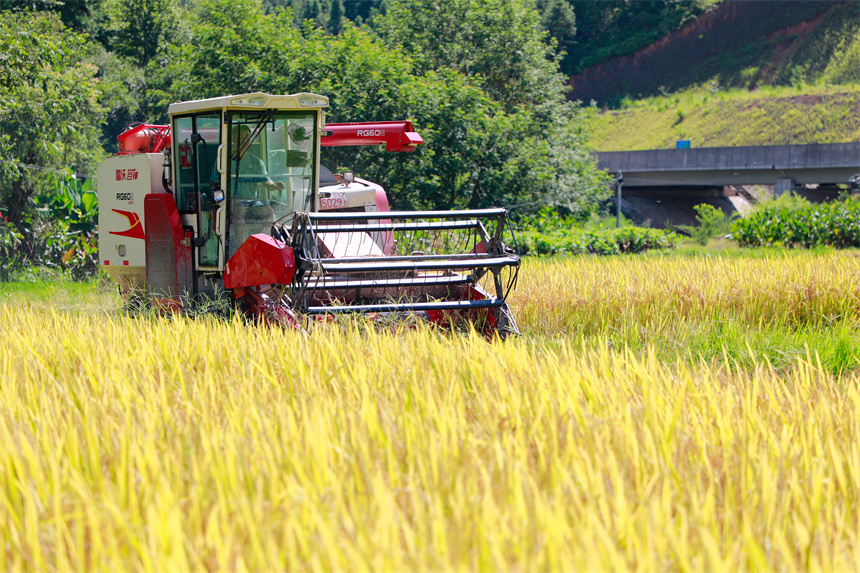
xmin=374 ymin=0 xmax=608 ymax=212
xmin=537 ymin=0 xmax=576 ymax=71
xmin=103 ymin=0 xmax=182 ymax=68
xmin=327 ymin=0 xmax=342 ymax=35
xmin=379 ymin=0 xmax=565 ymax=110
xmin=0 ymin=11 xmax=104 ymax=265
xmin=147 ymin=0 xmax=608 ymax=214
xmin=0 ymin=0 xmax=101 ymax=34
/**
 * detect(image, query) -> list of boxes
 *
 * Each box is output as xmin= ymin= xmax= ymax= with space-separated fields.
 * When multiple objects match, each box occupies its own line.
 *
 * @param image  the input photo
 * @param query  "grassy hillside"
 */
xmin=586 ymin=85 xmax=860 ymax=151
xmin=576 ymin=0 xmax=860 ymax=151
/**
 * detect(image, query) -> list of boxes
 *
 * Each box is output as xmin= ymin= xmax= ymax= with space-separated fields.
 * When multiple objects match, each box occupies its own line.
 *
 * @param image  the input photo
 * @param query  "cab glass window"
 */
xmin=226 ymin=111 xmax=316 ymax=258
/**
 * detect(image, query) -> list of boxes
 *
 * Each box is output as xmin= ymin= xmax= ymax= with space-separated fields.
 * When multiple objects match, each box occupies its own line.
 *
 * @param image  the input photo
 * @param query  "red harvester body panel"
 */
xmin=224 ymin=234 xmax=296 ymax=290
xmin=144 ymin=193 xmax=192 ymax=308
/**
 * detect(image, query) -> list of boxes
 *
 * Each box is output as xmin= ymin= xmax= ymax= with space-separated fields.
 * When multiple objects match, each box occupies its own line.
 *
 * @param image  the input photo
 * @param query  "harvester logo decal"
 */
xmin=116 ymin=169 xmax=139 ymax=181
xmin=110 ymin=209 xmax=145 ymax=240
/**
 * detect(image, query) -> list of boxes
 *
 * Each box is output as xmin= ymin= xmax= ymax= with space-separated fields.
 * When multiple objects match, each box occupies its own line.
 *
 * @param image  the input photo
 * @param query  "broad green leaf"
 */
xmin=82 ymin=191 xmax=96 ymax=213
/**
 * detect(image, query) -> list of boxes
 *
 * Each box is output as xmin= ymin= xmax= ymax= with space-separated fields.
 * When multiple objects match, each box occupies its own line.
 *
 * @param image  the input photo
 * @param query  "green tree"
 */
xmin=0 ymin=11 xmax=104 ymax=262
xmin=302 ymin=0 xmax=320 ymax=25
xmin=379 ymin=0 xmax=565 ymax=110
xmin=377 ymin=0 xmax=609 ymax=213
xmin=93 ymin=0 xmax=188 ymax=149
xmin=540 ymin=0 xmax=576 ymax=70
xmin=327 ymin=0 xmax=343 ymax=35
xmin=146 ymin=0 xmax=609 ymax=214
xmin=343 ymin=0 xmax=384 ymax=25
xmin=103 ymin=0 xmax=181 ymax=67
xmin=0 ymin=0 xmax=100 ymax=33
xmin=94 ymin=47 xmax=149 ymax=152
xmin=562 ymin=0 xmax=712 ymax=74
xmin=682 ymin=203 xmax=734 ymax=245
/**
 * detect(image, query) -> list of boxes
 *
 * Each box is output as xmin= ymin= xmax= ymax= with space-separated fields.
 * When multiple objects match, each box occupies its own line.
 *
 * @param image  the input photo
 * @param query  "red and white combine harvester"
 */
xmin=97 ymin=92 xmax=520 ymax=335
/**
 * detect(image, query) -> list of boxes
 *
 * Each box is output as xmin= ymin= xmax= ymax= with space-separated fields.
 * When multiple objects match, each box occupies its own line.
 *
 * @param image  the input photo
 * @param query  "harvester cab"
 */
xmin=98 ymin=92 xmax=520 ymax=336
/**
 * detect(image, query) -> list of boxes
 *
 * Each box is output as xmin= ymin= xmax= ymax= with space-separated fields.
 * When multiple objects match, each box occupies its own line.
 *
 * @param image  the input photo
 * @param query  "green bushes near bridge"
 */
xmin=518 ymin=226 xmax=677 ymax=256
xmin=516 ymin=210 xmax=678 ymax=255
xmin=517 ymin=194 xmax=860 ymax=257
xmin=733 ymin=195 xmax=860 ymax=249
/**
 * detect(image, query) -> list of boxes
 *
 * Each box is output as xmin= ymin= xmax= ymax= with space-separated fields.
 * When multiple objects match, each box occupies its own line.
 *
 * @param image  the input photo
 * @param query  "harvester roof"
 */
xmin=167 ymin=92 xmax=329 ymax=115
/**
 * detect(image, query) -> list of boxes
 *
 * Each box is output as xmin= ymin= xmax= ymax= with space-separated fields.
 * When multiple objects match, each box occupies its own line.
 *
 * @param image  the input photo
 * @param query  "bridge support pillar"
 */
xmin=774 ymin=178 xmax=795 ymax=197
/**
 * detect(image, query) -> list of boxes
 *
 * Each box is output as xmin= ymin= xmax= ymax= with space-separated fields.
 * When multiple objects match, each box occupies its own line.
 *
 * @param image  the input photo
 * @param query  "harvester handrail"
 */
xmin=305 ymin=275 xmax=473 ymax=291
xmin=314 ymin=221 xmax=482 ymax=233
xmin=320 ymin=252 xmax=493 ymax=264
xmin=319 ymin=255 xmax=518 ymax=274
xmin=306 ymin=208 xmax=510 ymax=221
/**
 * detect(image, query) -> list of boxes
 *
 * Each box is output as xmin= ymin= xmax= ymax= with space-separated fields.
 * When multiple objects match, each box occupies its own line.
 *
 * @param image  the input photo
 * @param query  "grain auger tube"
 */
xmin=97 ymin=92 xmax=520 ymax=337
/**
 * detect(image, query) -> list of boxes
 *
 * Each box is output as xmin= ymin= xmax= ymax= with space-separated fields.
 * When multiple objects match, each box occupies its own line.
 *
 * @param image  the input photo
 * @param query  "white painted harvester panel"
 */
xmin=96 ymin=153 xmax=166 ymax=290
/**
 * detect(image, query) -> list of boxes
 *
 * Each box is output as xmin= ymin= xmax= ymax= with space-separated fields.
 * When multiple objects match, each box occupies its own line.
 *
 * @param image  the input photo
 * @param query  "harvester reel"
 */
xmin=279 ymin=208 xmax=521 ymax=337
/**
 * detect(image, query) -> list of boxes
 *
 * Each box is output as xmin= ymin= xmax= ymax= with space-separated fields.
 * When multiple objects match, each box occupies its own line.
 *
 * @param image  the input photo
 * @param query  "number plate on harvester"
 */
xmin=320 ymin=192 xmax=348 ymax=210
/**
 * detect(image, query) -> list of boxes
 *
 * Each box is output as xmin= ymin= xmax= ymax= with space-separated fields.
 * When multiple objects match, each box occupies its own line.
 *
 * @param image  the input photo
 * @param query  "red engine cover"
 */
xmin=224 ymin=234 xmax=296 ymax=289
xmin=117 ymin=124 xmax=171 ymax=154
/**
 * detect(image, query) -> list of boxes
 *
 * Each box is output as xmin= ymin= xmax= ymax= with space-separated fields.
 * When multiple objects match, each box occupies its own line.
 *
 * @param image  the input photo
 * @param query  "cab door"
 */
xmin=172 ymin=113 xmax=223 ymax=269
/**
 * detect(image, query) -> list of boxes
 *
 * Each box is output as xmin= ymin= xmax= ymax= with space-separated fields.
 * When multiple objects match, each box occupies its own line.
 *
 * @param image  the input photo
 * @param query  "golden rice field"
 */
xmin=1 ymin=251 xmax=859 ymax=571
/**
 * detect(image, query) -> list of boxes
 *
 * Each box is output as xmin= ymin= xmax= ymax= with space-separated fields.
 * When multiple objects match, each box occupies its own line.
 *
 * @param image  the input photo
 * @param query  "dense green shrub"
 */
xmin=34 ymin=170 xmax=100 ymax=281
xmin=732 ymin=195 xmax=860 ymax=248
xmin=0 ymin=170 xmax=99 ymax=281
xmin=0 ymin=210 xmax=24 ymax=282
xmin=681 ymin=203 xmax=736 ymax=245
xmin=515 ymin=209 xmax=677 ymax=255
xmin=517 ymin=226 xmax=677 ymax=256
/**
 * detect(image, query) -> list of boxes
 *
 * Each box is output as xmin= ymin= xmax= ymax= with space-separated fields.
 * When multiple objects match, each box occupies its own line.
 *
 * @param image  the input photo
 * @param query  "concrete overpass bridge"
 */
xmin=596 ymin=143 xmax=860 ymax=227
